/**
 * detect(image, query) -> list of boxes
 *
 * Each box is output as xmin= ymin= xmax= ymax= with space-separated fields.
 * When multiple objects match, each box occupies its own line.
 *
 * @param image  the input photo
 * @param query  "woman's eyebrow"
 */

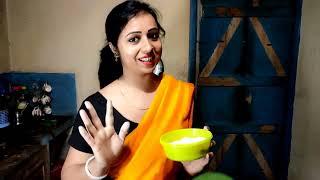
xmin=126 ymin=31 xmax=141 ymax=37
xmin=126 ymin=27 xmax=159 ymax=37
xmin=148 ymin=27 xmax=159 ymax=33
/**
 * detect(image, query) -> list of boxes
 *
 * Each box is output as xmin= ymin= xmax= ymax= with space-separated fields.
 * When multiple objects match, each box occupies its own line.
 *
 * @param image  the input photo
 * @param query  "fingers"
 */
xmin=105 ymin=100 xmax=114 ymax=127
xmin=78 ymin=126 xmax=95 ymax=147
xmin=207 ymin=152 xmax=214 ymax=159
xmin=203 ymin=125 xmax=210 ymax=130
xmin=80 ymin=109 xmax=97 ymax=136
xmin=204 ymin=152 xmax=214 ymax=165
xmin=118 ymin=121 xmax=130 ymax=141
xmin=199 ymin=152 xmax=214 ymax=163
xmin=211 ymin=140 xmax=216 ymax=147
xmin=202 ymin=152 xmax=213 ymax=165
xmin=203 ymin=152 xmax=213 ymax=161
xmin=203 ymin=126 xmax=215 ymax=148
xmin=84 ymin=101 xmax=103 ymax=129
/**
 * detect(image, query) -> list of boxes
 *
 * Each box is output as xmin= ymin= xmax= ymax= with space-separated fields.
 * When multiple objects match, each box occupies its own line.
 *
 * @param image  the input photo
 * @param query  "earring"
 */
xmin=113 ymin=52 xmax=120 ymax=62
xmin=108 ymin=42 xmax=120 ymax=62
xmin=153 ymin=59 xmax=164 ymax=76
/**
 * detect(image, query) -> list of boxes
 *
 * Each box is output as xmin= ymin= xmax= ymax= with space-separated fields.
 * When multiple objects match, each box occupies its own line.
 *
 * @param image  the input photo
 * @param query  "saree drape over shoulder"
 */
xmin=109 ymin=74 xmax=195 ymax=180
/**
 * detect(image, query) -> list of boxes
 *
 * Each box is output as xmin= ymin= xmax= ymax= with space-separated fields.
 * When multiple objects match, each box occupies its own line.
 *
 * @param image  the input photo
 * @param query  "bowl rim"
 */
xmin=160 ymin=128 xmax=213 ymax=147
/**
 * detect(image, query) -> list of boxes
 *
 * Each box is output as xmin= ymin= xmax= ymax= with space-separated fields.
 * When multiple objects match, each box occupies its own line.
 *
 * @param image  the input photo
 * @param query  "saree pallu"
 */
xmin=109 ymin=74 xmax=194 ymax=180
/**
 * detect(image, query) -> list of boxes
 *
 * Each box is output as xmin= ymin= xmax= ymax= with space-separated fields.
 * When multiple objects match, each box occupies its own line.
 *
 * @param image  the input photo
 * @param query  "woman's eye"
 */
xmin=148 ymin=33 xmax=159 ymax=41
xmin=128 ymin=37 xmax=140 ymax=43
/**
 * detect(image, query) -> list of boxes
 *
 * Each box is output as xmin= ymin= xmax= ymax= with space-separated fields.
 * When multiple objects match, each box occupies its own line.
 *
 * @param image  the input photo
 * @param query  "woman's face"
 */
xmin=117 ymin=11 xmax=162 ymax=76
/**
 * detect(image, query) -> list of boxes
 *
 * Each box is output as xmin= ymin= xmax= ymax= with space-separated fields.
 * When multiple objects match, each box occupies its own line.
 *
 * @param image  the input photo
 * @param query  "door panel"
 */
xmin=200 ymin=18 xmax=244 ymax=76
xmin=198 ymin=87 xmax=249 ymax=125
xmin=248 ymin=17 xmax=294 ymax=76
xmin=240 ymin=134 xmax=281 ymax=180
xmin=201 ymin=0 xmax=292 ymax=8
xmin=209 ymin=134 xmax=281 ymax=180
xmin=194 ymin=0 xmax=298 ymax=179
xmin=198 ymin=86 xmax=285 ymax=130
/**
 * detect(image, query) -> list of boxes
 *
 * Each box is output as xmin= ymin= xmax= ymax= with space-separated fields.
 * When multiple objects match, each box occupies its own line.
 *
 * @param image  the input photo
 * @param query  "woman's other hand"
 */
xmin=181 ymin=126 xmax=214 ymax=176
xmin=78 ymin=100 xmax=130 ymax=170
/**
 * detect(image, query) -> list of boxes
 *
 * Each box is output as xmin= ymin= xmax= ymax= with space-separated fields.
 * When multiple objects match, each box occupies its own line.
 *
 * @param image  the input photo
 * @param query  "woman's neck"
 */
xmin=118 ymin=73 xmax=161 ymax=93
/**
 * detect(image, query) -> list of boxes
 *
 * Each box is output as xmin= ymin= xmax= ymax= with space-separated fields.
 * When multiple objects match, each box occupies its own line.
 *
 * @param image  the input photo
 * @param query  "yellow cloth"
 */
xmin=109 ymin=74 xmax=194 ymax=180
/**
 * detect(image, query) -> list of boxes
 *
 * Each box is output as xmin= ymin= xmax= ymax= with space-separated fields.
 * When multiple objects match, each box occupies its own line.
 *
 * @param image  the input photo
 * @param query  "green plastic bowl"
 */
xmin=160 ymin=128 xmax=213 ymax=161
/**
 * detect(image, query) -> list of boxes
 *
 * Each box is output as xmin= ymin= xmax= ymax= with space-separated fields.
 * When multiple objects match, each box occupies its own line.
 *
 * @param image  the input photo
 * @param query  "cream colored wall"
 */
xmin=5 ymin=0 xmax=320 ymax=178
xmin=288 ymin=0 xmax=320 ymax=179
xmin=6 ymin=0 xmax=190 ymax=106
xmin=0 ymin=0 xmax=10 ymax=72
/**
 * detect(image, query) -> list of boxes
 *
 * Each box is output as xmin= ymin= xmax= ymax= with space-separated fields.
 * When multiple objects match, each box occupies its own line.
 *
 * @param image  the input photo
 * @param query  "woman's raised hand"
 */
xmin=78 ymin=100 xmax=130 ymax=169
xmin=181 ymin=126 xmax=214 ymax=176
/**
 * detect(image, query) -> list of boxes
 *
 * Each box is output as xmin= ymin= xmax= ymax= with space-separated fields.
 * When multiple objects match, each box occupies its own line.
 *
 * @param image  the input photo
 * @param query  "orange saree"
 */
xmin=109 ymin=74 xmax=195 ymax=180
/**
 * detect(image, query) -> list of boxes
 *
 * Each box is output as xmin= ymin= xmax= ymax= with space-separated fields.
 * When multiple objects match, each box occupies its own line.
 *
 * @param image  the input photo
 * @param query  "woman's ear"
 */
xmin=108 ymin=42 xmax=120 ymax=62
xmin=108 ymin=42 xmax=119 ymax=55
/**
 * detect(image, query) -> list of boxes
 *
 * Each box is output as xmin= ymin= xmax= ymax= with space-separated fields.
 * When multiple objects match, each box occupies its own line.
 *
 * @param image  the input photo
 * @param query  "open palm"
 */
xmin=78 ymin=100 xmax=130 ymax=168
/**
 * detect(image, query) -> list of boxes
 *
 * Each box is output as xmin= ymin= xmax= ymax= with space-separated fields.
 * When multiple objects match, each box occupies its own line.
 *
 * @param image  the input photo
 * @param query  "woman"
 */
xmin=61 ymin=1 xmax=212 ymax=179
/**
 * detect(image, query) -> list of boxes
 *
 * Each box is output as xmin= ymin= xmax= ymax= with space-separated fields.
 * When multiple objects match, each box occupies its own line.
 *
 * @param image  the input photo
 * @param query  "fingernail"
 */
xmin=125 ymin=121 xmax=130 ymax=127
xmin=78 ymin=126 xmax=85 ymax=133
xmin=79 ymin=109 xmax=85 ymax=116
xmin=84 ymin=101 xmax=90 ymax=109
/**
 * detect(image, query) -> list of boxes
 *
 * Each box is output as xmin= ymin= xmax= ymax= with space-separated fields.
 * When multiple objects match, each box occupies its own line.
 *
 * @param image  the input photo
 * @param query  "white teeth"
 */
xmin=140 ymin=57 xmax=152 ymax=62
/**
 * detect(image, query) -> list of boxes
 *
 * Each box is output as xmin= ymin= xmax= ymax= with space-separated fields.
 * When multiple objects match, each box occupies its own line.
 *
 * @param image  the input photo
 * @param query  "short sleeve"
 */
xmin=68 ymin=102 xmax=93 ymax=153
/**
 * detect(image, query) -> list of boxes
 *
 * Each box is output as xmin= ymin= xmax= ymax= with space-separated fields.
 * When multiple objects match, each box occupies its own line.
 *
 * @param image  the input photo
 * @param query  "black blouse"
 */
xmin=68 ymin=92 xmax=138 ymax=153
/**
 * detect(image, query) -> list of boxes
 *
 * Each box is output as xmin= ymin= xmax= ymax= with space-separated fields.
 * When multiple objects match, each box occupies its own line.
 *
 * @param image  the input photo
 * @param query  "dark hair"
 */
xmin=98 ymin=0 xmax=166 ymax=88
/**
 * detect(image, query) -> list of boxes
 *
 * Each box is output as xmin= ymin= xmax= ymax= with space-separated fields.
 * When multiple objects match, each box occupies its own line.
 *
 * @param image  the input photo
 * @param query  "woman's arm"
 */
xmin=61 ymin=147 xmax=109 ymax=180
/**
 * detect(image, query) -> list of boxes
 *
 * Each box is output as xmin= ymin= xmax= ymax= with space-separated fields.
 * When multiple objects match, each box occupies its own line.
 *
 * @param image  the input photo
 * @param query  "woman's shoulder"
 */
xmin=83 ymin=80 xmax=118 ymax=104
xmin=163 ymin=74 xmax=194 ymax=89
xmin=81 ymin=92 xmax=107 ymax=106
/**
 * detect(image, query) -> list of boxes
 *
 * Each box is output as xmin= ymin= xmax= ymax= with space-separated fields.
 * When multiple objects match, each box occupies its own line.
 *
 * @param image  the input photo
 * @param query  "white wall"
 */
xmin=0 ymin=0 xmax=10 ymax=72
xmin=288 ymin=0 xmax=320 ymax=179
xmin=6 ymin=0 xmax=190 ymax=106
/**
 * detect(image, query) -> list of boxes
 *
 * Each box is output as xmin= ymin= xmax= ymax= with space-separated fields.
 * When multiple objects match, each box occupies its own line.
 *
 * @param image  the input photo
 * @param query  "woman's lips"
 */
xmin=139 ymin=57 xmax=153 ymax=62
xmin=138 ymin=56 xmax=157 ymax=66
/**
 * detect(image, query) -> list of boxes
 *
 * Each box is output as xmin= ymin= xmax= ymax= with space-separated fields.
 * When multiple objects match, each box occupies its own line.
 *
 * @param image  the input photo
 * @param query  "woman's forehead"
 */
xmin=121 ymin=12 xmax=158 ymax=34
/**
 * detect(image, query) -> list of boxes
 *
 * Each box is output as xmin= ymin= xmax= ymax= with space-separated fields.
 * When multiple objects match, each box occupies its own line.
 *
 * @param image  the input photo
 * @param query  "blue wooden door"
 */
xmin=189 ymin=0 xmax=301 ymax=179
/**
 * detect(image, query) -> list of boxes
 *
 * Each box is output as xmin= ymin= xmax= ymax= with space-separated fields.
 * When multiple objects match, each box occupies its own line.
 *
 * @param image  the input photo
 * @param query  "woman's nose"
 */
xmin=141 ymin=38 xmax=154 ymax=53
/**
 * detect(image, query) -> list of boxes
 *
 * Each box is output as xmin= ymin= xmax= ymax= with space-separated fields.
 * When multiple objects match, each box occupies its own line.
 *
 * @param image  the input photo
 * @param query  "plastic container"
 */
xmin=160 ymin=128 xmax=213 ymax=161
